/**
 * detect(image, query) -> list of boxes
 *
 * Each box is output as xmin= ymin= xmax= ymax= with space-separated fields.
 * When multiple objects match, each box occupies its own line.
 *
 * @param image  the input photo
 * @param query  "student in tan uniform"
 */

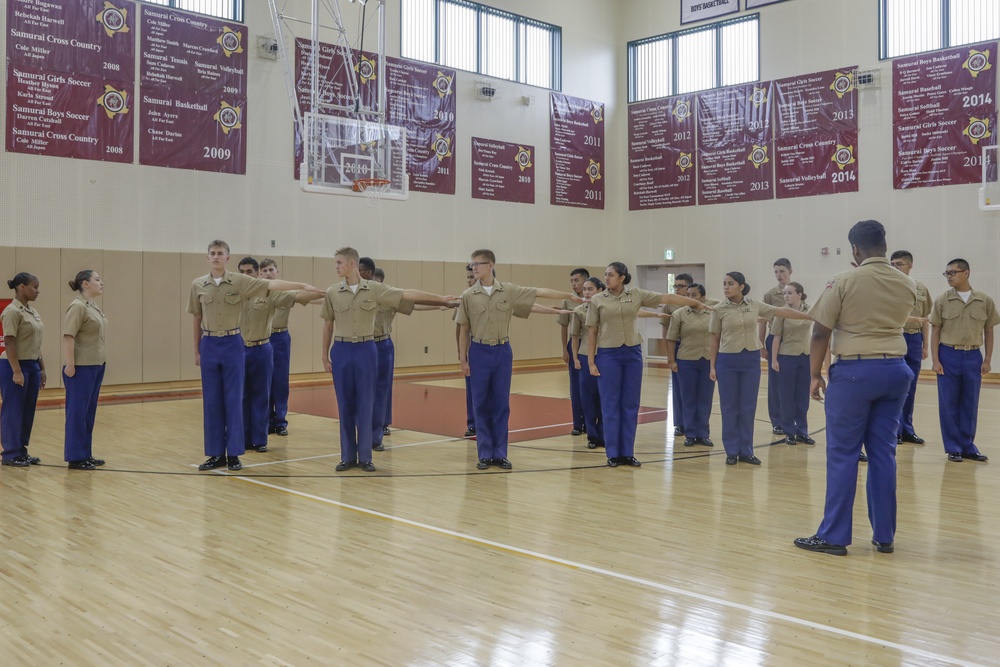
xmin=661 ymin=273 xmax=693 ymax=437
xmin=188 ymin=241 xmax=322 ymax=472
xmin=760 ymin=258 xmax=793 ymax=435
xmin=889 ymin=251 xmax=933 ymax=445
xmin=770 ymin=282 xmax=814 ymax=445
xmin=456 ymin=264 xmax=477 ymax=438
xmin=930 ymin=259 xmax=999 ymax=463
xmin=587 ymin=263 xmax=706 ymax=468
xmin=558 ymin=268 xmax=590 ymax=436
xmin=370 ymin=267 xmax=419 ymax=451
xmin=1 ymin=273 xmax=46 ymax=467
xmin=666 ymin=283 xmax=715 ymax=447
xmin=321 ymin=247 xmax=454 ymax=472
xmin=62 ymin=270 xmax=108 ymax=470
xmin=709 ymin=272 xmax=812 ymax=466
xmin=795 ymin=220 xmax=917 ymax=556
xmin=260 ymin=259 xmax=295 ymax=437
xmin=458 ymin=249 xmax=580 ymax=470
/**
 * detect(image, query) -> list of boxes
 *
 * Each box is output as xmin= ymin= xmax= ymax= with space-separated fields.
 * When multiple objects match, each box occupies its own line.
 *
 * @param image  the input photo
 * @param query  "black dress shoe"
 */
xmin=859 ymin=452 xmax=869 ymax=462
xmin=227 ymin=457 xmax=242 ymax=471
xmin=897 ymin=434 xmax=904 ymax=445
xmin=962 ymin=452 xmax=989 ymax=462
xmin=607 ymin=458 xmax=619 ymax=468
xmin=372 ymin=442 xmax=385 ymax=452
xmin=784 ymin=436 xmax=797 ymax=445
xmin=738 ymin=455 xmax=761 ymax=465
xmin=947 ymin=452 xmax=963 ymax=463
xmin=198 ymin=456 xmax=227 ymax=471
xmin=68 ymin=460 xmax=97 ymax=470
xmin=335 ymin=460 xmax=356 ymax=471
xmin=383 ymin=426 xmax=391 ymax=436
xmin=901 ymin=433 xmax=925 ymax=445
xmin=571 ymin=428 xmax=584 ymax=436
xmin=587 ymin=440 xmax=598 ymax=449
xmin=274 ymin=426 xmax=289 ymax=436
xmin=248 ymin=444 xmax=268 ymax=452
xmin=622 ymin=456 xmax=641 ymax=467
xmin=464 ymin=427 xmax=477 ymax=438
xmin=87 ymin=457 xmax=106 ymax=466
xmin=772 ymin=426 xmax=784 ymax=435
xmin=2 ymin=457 xmax=31 ymax=467
xmin=24 ymin=454 xmax=41 ymax=465
xmin=476 ymin=458 xmax=491 ymax=470
xmin=360 ymin=461 xmax=377 ymax=472
xmin=698 ymin=438 xmax=714 ymax=447
xmin=268 ymin=426 xmax=276 ymax=434
xmin=495 ymin=458 xmax=512 ymax=469
xmin=674 ymin=426 xmax=685 ymax=436
xmin=794 ymin=535 xmax=847 ymax=556
xmin=683 ymin=437 xmax=697 ymax=447
xmin=725 ymin=455 xmax=738 ymax=465
xmin=871 ymin=539 xmax=894 ymax=553
xmin=796 ymin=435 xmax=816 ymax=445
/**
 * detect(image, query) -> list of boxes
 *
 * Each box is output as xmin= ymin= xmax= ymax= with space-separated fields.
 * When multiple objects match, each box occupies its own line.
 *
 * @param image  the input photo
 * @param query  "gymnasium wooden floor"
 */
xmin=0 ymin=365 xmax=997 ymax=666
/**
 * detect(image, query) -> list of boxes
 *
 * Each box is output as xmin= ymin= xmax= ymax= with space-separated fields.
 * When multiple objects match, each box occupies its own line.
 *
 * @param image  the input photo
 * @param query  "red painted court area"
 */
xmin=288 ymin=381 xmax=667 ymax=442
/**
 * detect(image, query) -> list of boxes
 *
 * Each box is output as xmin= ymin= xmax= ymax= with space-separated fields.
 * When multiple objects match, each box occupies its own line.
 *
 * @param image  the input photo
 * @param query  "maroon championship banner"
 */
xmin=893 ymin=41 xmax=997 ymax=189
xmin=5 ymin=0 xmax=134 ymax=163
xmin=697 ymin=83 xmax=774 ymax=205
xmin=774 ymin=67 xmax=859 ymax=199
xmin=138 ymin=5 xmax=247 ymax=174
xmin=628 ymin=95 xmax=696 ymax=210
xmin=550 ymin=93 xmax=605 ymax=209
xmin=471 ymin=137 xmax=534 ymax=204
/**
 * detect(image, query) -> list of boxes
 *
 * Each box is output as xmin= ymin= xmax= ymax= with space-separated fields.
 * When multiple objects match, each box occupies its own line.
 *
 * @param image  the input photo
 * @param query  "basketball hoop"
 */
xmin=353 ymin=177 xmax=391 ymax=207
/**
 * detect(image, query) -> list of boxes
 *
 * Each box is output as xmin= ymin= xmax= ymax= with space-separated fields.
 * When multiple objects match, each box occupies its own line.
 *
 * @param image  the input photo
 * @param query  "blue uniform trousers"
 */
xmin=898 ymin=332 xmax=923 ymax=437
xmin=936 ymin=345 xmax=984 ymax=455
xmin=596 ymin=344 xmax=643 ymax=460
xmin=63 ymin=364 xmax=105 ymax=462
xmin=243 ymin=343 xmax=273 ymax=448
xmin=566 ymin=340 xmax=585 ymax=430
xmin=576 ymin=353 xmax=604 ymax=445
xmin=765 ymin=334 xmax=782 ymax=428
xmin=776 ymin=354 xmax=810 ymax=437
xmin=670 ymin=340 xmax=685 ymax=432
xmin=0 ymin=359 xmax=41 ymax=462
xmin=330 ymin=340 xmax=377 ymax=464
xmin=464 ymin=375 xmax=475 ymax=430
xmin=468 ymin=341 xmax=513 ymax=460
xmin=715 ymin=349 xmax=761 ymax=457
xmin=269 ymin=330 xmax=291 ymax=431
xmin=676 ymin=358 xmax=713 ymax=440
xmin=817 ymin=358 xmax=911 ymax=546
xmin=199 ymin=335 xmax=246 ymax=458
xmin=372 ymin=338 xmax=394 ymax=445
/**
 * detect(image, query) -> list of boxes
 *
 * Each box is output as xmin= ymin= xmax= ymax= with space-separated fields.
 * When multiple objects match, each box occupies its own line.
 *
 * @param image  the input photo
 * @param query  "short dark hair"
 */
xmin=359 ymin=257 xmax=376 ymax=272
xmin=7 ymin=272 xmax=37 ymax=291
xmin=471 ymin=249 xmax=496 ymax=264
xmin=848 ymin=220 xmax=887 ymax=253
xmin=571 ymin=268 xmax=590 ymax=279
xmin=675 ymin=273 xmax=693 ymax=284
xmin=607 ymin=262 xmax=632 ymax=285
xmin=585 ymin=276 xmax=605 ymax=291
xmin=260 ymin=258 xmax=278 ymax=270
xmin=889 ymin=250 xmax=913 ymax=263
xmin=373 ymin=268 xmax=385 ymax=281
xmin=725 ymin=271 xmax=751 ymax=296
xmin=465 ymin=263 xmax=474 ymax=272
xmin=687 ymin=283 xmax=706 ymax=297
xmin=773 ymin=258 xmax=792 ymax=270
xmin=238 ymin=257 xmax=259 ymax=272
xmin=947 ymin=258 xmax=970 ymax=271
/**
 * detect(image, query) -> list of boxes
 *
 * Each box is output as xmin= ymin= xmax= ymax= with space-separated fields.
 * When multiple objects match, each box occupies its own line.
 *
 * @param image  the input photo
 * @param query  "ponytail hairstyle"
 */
xmin=7 ymin=272 xmax=37 ymax=291
xmin=607 ymin=262 xmax=632 ymax=285
xmin=688 ymin=283 xmax=706 ymax=297
xmin=68 ymin=269 xmax=96 ymax=293
xmin=725 ymin=271 xmax=751 ymax=297
xmin=786 ymin=281 xmax=807 ymax=302
xmin=585 ymin=276 xmax=606 ymax=291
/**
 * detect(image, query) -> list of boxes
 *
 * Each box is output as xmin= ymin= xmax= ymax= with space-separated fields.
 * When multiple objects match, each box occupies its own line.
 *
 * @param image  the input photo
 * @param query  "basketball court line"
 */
xmin=227 ymin=472 xmax=981 ymax=667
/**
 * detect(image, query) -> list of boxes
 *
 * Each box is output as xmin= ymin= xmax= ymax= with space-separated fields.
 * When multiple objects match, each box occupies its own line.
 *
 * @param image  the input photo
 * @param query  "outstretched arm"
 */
xmin=772 ymin=306 xmax=813 ymax=321
xmin=659 ymin=294 xmax=707 ymax=310
xmin=294 ymin=290 xmax=326 ymax=305
xmin=268 ymin=279 xmax=323 ymax=294
xmin=535 ymin=287 xmax=583 ymax=303
xmin=400 ymin=289 xmax=456 ymax=307
xmin=531 ymin=304 xmax=572 ymax=315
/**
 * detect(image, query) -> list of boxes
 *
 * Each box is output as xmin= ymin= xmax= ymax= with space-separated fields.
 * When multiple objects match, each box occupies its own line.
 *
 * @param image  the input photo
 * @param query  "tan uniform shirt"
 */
xmin=666 ymin=306 xmax=713 ymax=360
xmin=271 ymin=291 xmax=293 ymax=330
xmin=374 ymin=285 xmax=415 ymax=337
xmin=556 ymin=298 xmax=579 ymax=328
xmin=808 ymin=257 xmax=916 ymax=357
xmin=569 ymin=303 xmax=588 ymax=340
xmin=320 ymin=280 xmax=406 ymax=339
xmin=63 ymin=297 xmax=107 ymax=365
xmin=1 ymin=301 xmax=43 ymax=361
xmin=709 ymin=298 xmax=778 ymax=353
xmin=241 ymin=291 xmax=295 ymax=343
xmin=585 ymin=287 xmax=662 ymax=348
xmin=904 ymin=280 xmax=933 ymax=334
xmin=771 ymin=303 xmax=811 ymax=356
xmin=456 ymin=281 xmax=537 ymax=341
xmin=188 ymin=272 xmax=270 ymax=333
xmin=929 ymin=289 xmax=1000 ymax=347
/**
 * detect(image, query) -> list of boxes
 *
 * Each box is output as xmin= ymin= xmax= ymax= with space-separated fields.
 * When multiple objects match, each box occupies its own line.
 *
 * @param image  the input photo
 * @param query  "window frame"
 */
xmin=137 ymin=0 xmax=244 ymax=24
xmin=627 ymin=14 xmax=760 ymax=104
xmin=879 ymin=0 xmax=1000 ymax=60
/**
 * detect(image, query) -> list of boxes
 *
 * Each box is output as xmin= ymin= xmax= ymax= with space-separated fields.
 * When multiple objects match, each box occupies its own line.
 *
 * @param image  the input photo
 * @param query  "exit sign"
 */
xmin=663 ymin=249 xmax=674 ymax=261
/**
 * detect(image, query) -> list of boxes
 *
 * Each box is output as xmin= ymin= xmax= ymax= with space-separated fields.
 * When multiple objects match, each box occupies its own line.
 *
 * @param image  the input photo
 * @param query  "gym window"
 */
xmin=139 ymin=0 xmax=244 ymax=23
xmin=628 ymin=14 xmax=759 ymax=103
xmin=879 ymin=0 xmax=999 ymax=59
xmin=401 ymin=0 xmax=562 ymax=90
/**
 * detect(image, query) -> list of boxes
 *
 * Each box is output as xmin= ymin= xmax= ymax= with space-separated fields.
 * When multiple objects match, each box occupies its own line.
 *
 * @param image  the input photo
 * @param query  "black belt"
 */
xmin=836 ymin=354 xmax=904 ymax=361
